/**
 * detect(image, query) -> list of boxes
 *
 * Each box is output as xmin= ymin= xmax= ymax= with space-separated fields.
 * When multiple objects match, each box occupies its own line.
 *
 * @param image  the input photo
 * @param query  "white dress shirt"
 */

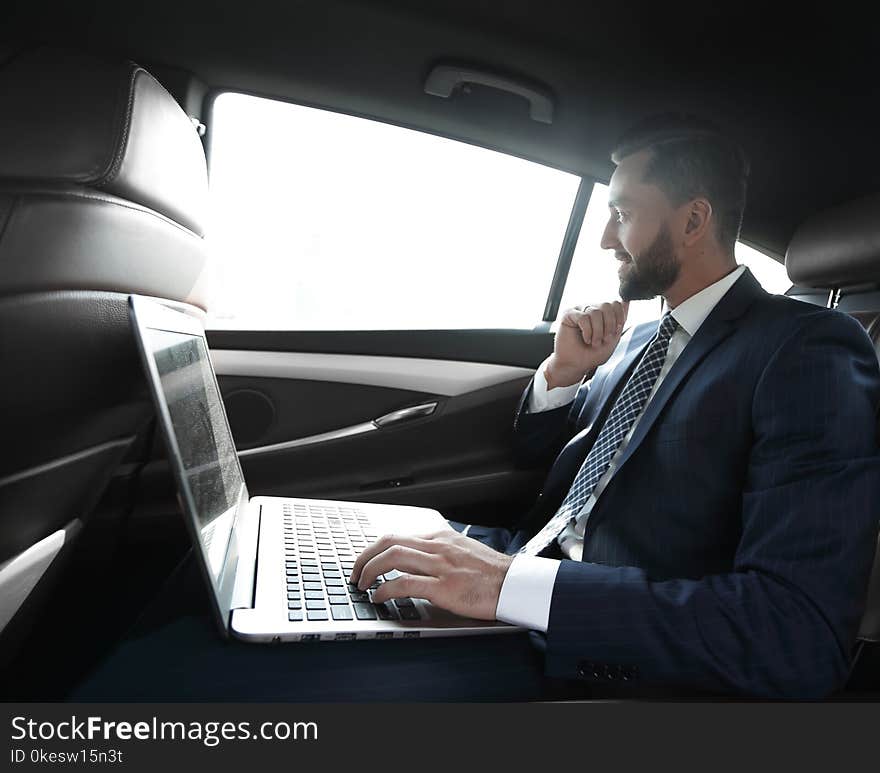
xmin=495 ymin=265 xmax=747 ymax=631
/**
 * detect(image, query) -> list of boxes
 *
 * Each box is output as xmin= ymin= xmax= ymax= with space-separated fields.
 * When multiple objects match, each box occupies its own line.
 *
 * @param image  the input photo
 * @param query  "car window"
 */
xmin=205 ymin=92 xmax=580 ymax=330
xmin=556 ymin=183 xmax=793 ymax=331
xmin=733 ymin=240 xmax=791 ymax=295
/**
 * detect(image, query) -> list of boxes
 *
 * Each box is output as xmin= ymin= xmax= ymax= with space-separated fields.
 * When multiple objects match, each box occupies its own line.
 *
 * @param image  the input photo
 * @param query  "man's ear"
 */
xmin=683 ymin=198 xmax=713 ymax=245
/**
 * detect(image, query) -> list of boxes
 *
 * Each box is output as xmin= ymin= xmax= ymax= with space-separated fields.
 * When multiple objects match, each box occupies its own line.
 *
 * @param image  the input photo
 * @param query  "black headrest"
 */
xmin=785 ymin=193 xmax=880 ymax=289
xmin=0 ymin=48 xmax=210 ymax=308
xmin=0 ymin=47 xmax=207 ymax=236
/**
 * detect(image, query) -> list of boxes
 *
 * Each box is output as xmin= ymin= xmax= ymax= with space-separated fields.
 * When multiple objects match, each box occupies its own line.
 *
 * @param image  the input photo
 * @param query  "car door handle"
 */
xmin=373 ymin=402 xmax=438 ymax=428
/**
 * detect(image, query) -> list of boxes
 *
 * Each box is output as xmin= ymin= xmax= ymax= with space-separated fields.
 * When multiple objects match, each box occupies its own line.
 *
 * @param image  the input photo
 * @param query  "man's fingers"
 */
xmin=602 ymin=305 xmax=617 ymax=342
xmin=591 ymin=309 xmax=606 ymax=345
xmin=589 ymin=308 xmax=607 ymax=345
xmin=565 ymin=308 xmax=590 ymax=343
xmin=562 ymin=307 xmax=590 ymax=330
xmin=349 ymin=534 xmax=441 ymax=583
xmin=576 ymin=315 xmax=593 ymax=347
xmin=615 ymin=301 xmax=626 ymax=333
xmin=561 ymin=304 xmax=628 ymax=348
xmin=355 ymin=545 xmax=440 ymax=590
xmin=421 ymin=528 xmax=455 ymax=540
xmin=560 ymin=308 xmax=581 ymax=329
xmin=358 ymin=545 xmax=439 ymax=590
xmin=370 ymin=574 xmax=439 ymax=605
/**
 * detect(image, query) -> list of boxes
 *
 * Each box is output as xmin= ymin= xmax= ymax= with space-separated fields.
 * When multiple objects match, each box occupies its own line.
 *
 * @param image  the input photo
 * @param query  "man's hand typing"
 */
xmin=348 ymin=530 xmax=514 ymax=620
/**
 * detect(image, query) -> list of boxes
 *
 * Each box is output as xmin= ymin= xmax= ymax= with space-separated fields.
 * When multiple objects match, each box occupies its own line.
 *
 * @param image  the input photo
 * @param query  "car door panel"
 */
xmin=208 ymin=330 xmax=554 ymax=526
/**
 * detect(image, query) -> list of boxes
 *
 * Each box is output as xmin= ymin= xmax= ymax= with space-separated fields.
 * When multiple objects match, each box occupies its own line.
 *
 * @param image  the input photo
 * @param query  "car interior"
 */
xmin=1 ymin=0 xmax=878 ymax=700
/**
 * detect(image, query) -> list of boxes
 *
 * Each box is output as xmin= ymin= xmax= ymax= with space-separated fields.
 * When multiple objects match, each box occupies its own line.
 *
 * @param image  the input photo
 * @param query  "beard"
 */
xmin=618 ymin=223 xmax=681 ymax=302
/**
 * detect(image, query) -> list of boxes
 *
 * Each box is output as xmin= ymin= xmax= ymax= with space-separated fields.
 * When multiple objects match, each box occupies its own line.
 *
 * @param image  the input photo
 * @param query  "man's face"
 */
xmin=601 ymin=149 xmax=682 ymax=302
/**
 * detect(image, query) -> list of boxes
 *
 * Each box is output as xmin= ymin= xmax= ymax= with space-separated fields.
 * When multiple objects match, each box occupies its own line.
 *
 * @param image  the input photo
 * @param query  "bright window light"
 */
xmin=205 ymin=92 xmax=580 ymax=330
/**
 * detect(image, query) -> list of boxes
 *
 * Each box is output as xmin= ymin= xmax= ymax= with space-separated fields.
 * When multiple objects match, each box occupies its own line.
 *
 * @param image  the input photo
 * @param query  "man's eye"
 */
xmin=615 ymin=210 xmax=627 ymax=223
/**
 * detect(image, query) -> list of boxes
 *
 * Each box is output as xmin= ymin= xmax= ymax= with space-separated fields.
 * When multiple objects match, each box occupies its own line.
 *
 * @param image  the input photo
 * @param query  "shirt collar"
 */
xmin=662 ymin=264 xmax=747 ymax=337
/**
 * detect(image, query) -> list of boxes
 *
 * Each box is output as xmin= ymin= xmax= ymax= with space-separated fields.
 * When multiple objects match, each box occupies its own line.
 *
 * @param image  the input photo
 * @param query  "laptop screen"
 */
xmin=145 ymin=327 xmax=245 ymax=583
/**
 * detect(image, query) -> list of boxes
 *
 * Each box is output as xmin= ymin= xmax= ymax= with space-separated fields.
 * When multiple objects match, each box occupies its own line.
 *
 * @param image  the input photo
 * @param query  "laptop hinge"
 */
xmin=230 ymin=501 xmax=261 ymax=610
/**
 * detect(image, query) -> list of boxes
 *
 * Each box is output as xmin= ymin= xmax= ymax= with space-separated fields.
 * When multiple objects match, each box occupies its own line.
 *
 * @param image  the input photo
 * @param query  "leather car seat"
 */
xmin=0 ymin=47 xmax=209 ymax=669
xmin=785 ymin=193 xmax=880 ymax=660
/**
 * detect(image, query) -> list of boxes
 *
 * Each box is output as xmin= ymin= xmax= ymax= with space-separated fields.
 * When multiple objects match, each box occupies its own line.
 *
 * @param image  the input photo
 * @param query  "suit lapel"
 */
xmin=596 ymin=267 xmax=766 ymax=488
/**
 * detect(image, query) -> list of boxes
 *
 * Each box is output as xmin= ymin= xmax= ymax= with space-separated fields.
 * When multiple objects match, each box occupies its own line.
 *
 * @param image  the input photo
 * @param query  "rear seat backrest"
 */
xmin=840 ymin=303 xmax=880 ymax=643
xmin=786 ymin=192 xmax=880 ymax=644
xmin=0 ymin=47 xmax=210 ymax=666
xmin=846 ymin=311 xmax=880 ymax=360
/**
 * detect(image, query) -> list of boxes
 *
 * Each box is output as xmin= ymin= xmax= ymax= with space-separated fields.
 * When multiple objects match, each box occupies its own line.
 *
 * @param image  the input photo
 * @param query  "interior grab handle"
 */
xmin=373 ymin=402 xmax=438 ymax=428
xmin=424 ymin=63 xmax=555 ymax=124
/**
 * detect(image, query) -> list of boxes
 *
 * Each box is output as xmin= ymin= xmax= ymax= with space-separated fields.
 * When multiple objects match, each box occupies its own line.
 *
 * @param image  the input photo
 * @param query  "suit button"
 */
xmin=592 ymin=665 xmax=603 ymax=679
xmin=576 ymin=661 xmax=591 ymax=679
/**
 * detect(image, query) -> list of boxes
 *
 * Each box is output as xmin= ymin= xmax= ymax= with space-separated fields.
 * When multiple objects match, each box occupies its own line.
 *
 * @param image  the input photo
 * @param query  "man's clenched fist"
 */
xmin=544 ymin=300 xmax=629 ymax=388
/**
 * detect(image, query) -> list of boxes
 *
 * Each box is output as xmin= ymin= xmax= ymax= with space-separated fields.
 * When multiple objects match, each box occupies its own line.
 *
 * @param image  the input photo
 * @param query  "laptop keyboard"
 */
xmin=282 ymin=503 xmax=421 ymax=624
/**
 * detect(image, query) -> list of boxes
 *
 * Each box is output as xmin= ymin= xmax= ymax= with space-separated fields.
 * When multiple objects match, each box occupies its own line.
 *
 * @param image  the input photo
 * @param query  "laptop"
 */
xmin=130 ymin=295 xmax=518 ymax=642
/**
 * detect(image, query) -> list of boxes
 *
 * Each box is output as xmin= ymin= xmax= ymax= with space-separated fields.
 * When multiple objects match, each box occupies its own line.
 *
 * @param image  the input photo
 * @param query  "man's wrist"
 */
xmin=493 ymin=554 xmax=515 ymax=612
xmin=530 ymin=362 xmax=580 ymax=413
xmin=544 ymin=358 xmax=593 ymax=390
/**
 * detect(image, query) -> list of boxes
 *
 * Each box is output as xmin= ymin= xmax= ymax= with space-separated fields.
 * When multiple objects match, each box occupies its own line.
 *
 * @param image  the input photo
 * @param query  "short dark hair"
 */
xmin=610 ymin=114 xmax=750 ymax=253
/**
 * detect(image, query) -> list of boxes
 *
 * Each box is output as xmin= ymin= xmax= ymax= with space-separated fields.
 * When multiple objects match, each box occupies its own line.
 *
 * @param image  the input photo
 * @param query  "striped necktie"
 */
xmin=518 ymin=311 xmax=679 ymax=556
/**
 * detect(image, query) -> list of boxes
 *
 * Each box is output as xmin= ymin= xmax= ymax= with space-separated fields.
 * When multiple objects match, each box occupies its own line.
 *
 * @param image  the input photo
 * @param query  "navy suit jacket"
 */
xmin=512 ymin=267 xmax=880 ymax=698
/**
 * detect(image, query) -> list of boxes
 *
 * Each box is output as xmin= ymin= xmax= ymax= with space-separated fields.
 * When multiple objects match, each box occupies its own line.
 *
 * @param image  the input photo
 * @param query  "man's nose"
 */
xmin=600 ymin=217 xmax=619 ymax=250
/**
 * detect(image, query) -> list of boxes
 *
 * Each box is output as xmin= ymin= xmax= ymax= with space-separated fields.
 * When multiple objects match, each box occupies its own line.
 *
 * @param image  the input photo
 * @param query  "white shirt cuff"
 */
xmin=495 ymin=555 xmax=561 ymax=632
xmin=528 ymin=358 xmax=581 ymax=413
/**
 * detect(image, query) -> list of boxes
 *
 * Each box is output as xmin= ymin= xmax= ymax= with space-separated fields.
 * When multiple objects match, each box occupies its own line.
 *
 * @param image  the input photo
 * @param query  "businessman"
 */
xmin=73 ymin=114 xmax=880 ymax=702
xmin=350 ymin=114 xmax=880 ymax=698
